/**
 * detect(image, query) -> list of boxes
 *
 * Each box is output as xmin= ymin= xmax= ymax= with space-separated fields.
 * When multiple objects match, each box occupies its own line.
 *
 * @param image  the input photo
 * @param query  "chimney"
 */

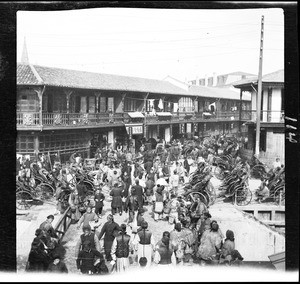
xmin=196 ymin=76 xmax=199 ymax=86
xmin=205 ymin=74 xmax=208 ymax=86
xmin=213 ymin=72 xmax=217 ymax=87
xmin=21 ymin=37 xmax=29 ymax=64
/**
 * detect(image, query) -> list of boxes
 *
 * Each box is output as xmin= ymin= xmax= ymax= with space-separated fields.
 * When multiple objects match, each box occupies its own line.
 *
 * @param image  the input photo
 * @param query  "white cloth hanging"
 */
xmin=158 ymin=99 xmax=164 ymax=110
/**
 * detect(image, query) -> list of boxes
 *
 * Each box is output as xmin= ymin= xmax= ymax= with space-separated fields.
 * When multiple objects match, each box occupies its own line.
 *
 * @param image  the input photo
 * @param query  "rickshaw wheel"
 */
xmin=235 ymin=186 xmax=252 ymax=206
xmin=35 ymin=183 xmax=55 ymax=201
xmin=188 ymin=192 xmax=208 ymax=206
xmin=16 ymin=190 xmax=34 ymax=210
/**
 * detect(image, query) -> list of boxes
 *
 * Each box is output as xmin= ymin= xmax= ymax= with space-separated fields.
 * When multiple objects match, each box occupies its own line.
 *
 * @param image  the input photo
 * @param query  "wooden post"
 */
xmin=239 ymin=90 xmax=243 ymax=132
xmin=95 ymin=92 xmax=101 ymax=113
xmin=34 ymin=86 xmax=45 ymax=128
xmin=255 ymin=15 xmax=264 ymax=157
xmin=64 ymin=90 xmax=73 ymax=113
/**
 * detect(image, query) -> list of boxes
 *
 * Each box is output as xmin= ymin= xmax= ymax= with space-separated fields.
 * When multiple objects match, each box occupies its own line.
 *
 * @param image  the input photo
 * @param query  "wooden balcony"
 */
xmin=17 ymin=110 xmax=254 ymax=130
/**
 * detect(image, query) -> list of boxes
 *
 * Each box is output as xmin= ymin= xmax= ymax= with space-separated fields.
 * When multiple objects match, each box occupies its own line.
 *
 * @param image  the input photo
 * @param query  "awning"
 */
xmin=156 ymin=112 xmax=172 ymax=116
xmin=203 ymin=112 xmax=212 ymax=116
xmin=128 ymin=112 xmax=144 ymax=118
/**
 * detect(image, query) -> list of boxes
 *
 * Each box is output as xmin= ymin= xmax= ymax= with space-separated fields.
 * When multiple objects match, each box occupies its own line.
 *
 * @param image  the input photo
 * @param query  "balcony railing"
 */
xmin=247 ymin=110 xmax=284 ymax=123
xmin=17 ymin=112 xmax=40 ymax=126
xmin=17 ymin=110 xmax=257 ymax=128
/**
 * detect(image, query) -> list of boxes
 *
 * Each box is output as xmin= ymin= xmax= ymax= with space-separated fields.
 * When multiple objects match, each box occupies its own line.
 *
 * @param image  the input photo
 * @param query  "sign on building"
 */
xmin=132 ymin=125 xmax=143 ymax=134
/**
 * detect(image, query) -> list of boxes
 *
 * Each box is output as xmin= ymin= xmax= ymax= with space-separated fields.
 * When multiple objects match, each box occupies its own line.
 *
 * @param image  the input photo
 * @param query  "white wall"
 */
xmin=251 ymin=90 xmax=257 ymax=121
xmin=262 ymin=89 xmax=268 ymax=122
xmin=210 ymin=204 xmax=285 ymax=261
xmin=271 ymin=88 xmax=282 ymax=122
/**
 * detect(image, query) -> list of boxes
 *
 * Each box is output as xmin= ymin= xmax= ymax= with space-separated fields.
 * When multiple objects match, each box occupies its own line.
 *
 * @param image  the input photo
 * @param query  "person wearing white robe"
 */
xmin=132 ymin=221 xmax=155 ymax=268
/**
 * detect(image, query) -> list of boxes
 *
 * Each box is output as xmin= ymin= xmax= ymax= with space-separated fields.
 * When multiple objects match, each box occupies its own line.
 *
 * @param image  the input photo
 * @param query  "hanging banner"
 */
xmin=186 ymin=123 xmax=192 ymax=133
xmin=179 ymin=123 xmax=185 ymax=134
xmin=193 ymin=123 xmax=198 ymax=133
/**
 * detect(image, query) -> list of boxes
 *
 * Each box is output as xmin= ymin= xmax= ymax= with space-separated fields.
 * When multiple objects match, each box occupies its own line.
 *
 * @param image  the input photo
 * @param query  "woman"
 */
xmin=197 ymin=221 xmax=223 ymax=265
xmin=219 ymin=229 xmax=243 ymax=265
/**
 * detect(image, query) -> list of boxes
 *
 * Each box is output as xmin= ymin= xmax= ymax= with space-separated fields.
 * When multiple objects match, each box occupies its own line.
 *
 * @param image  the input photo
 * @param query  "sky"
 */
xmin=17 ymin=7 xmax=284 ymax=82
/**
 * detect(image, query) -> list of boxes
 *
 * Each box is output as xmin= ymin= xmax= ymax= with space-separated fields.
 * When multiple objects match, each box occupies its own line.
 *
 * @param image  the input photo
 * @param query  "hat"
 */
xmin=47 ymin=215 xmax=54 ymax=220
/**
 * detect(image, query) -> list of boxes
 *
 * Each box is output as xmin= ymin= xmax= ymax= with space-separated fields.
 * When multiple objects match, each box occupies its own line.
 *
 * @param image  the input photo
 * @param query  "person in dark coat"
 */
xmin=94 ymin=187 xmax=105 ymax=218
xmin=131 ymin=179 xmax=144 ymax=211
xmin=26 ymin=229 xmax=50 ymax=272
xmin=39 ymin=215 xmax=59 ymax=240
xmin=47 ymin=254 xmax=68 ymax=273
xmin=183 ymin=157 xmax=190 ymax=175
xmin=110 ymin=182 xmax=123 ymax=215
xmin=121 ymin=171 xmax=131 ymax=209
xmin=124 ymin=194 xmax=139 ymax=224
xmin=98 ymin=214 xmax=121 ymax=261
xmin=77 ymin=241 xmax=103 ymax=274
xmin=144 ymin=160 xmax=153 ymax=175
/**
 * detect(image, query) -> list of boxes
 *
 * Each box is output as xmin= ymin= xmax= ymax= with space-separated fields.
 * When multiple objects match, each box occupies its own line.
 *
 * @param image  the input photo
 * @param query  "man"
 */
xmin=169 ymin=170 xmax=180 ymax=193
xmin=170 ymin=223 xmax=184 ymax=264
xmin=39 ymin=215 xmax=58 ymax=240
xmin=144 ymin=159 xmax=153 ymax=175
xmin=255 ymin=178 xmax=270 ymax=203
xmin=94 ymin=187 xmax=105 ymax=218
xmin=110 ymin=182 xmax=123 ymax=215
xmin=154 ymin=231 xmax=177 ymax=266
xmin=77 ymin=241 xmax=103 ymax=274
xmin=124 ymin=193 xmax=139 ymax=226
xmin=273 ymin=158 xmax=281 ymax=170
xmin=131 ymin=179 xmax=144 ymax=211
xmin=77 ymin=206 xmax=99 ymax=229
xmin=23 ymin=155 xmax=31 ymax=182
xmin=152 ymin=185 xmax=165 ymax=222
xmin=168 ymin=194 xmax=180 ymax=225
xmin=98 ymin=214 xmax=121 ymax=261
xmin=183 ymin=157 xmax=190 ymax=175
xmin=75 ymin=224 xmax=101 ymax=258
xmin=111 ymin=224 xmax=133 ymax=272
xmin=132 ymin=221 xmax=155 ymax=268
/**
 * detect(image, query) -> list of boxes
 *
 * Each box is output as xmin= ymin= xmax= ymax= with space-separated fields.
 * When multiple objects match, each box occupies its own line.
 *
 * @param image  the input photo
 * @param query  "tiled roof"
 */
xmin=17 ymin=64 xmax=41 ymax=85
xmin=17 ymin=63 xmax=190 ymax=96
xmin=233 ymin=69 xmax=284 ymax=87
xmin=188 ymin=85 xmax=251 ymax=101
xmin=262 ymin=69 xmax=284 ymax=83
xmin=225 ymin=71 xmax=256 ymax=76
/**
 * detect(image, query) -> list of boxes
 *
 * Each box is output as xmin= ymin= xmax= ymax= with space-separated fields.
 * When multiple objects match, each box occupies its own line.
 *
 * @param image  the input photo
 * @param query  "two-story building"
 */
xmin=17 ymin=63 xmax=251 ymax=162
xmin=188 ymin=71 xmax=256 ymax=88
xmin=233 ymin=69 xmax=284 ymax=165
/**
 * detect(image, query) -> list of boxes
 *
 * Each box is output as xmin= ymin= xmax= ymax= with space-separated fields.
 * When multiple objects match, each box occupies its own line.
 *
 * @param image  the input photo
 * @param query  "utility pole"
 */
xmin=255 ymin=15 xmax=264 ymax=157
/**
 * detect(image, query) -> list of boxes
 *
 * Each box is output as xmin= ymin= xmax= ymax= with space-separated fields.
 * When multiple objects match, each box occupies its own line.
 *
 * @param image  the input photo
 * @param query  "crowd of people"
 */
xmin=22 ymin=134 xmax=284 ymax=274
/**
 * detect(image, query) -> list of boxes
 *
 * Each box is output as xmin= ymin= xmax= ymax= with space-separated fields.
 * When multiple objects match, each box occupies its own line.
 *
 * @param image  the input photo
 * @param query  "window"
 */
xmin=124 ymin=98 xmax=137 ymax=112
xmin=16 ymin=134 xmax=34 ymax=154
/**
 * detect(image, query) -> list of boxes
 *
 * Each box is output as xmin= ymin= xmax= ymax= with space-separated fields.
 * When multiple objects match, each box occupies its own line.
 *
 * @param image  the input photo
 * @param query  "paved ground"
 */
xmin=17 ymin=199 xmax=61 ymax=272
xmin=16 ymin=175 xmax=284 ymax=273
